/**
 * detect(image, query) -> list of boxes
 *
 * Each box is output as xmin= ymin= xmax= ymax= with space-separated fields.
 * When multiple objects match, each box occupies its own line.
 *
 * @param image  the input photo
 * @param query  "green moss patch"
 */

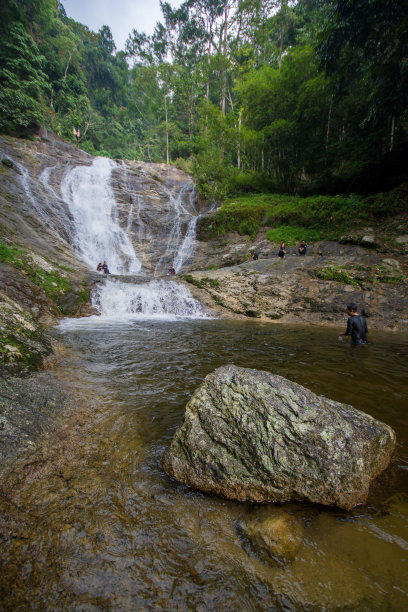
xmin=266 ymin=225 xmax=324 ymax=246
xmin=314 ymin=264 xmax=358 ymax=286
xmin=0 ymin=241 xmax=75 ymax=312
xmin=313 ymin=262 xmax=406 ymax=287
xmin=181 ymin=274 xmax=220 ymax=289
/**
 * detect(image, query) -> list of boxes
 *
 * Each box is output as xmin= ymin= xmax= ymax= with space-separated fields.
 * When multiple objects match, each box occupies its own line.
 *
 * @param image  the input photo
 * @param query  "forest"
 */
xmin=1 ymin=0 xmax=407 ymax=197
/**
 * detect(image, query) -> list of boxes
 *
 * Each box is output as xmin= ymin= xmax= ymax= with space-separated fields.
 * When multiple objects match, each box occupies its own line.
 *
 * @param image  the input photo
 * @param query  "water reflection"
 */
xmin=1 ymin=320 xmax=407 ymax=609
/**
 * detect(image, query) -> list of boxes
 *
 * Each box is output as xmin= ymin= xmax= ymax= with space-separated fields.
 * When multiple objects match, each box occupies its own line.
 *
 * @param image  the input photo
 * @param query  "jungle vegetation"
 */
xmin=1 ymin=0 xmax=407 ymax=197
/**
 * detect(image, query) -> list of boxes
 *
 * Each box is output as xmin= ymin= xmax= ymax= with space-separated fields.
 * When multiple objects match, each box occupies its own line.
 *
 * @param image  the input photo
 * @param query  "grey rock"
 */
xmin=162 ymin=365 xmax=396 ymax=510
xmin=360 ymin=234 xmax=377 ymax=248
xmin=180 ymin=251 xmax=408 ymax=329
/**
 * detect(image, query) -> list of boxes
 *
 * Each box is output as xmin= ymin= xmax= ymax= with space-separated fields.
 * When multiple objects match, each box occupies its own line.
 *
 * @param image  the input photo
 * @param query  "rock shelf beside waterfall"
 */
xmin=161 ymin=365 xmax=396 ymax=510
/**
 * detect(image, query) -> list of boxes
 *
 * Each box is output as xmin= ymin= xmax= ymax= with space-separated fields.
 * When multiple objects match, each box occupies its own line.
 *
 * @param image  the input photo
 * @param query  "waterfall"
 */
xmin=60 ymin=157 xmax=142 ymax=275
xmin=4 ymin=154 xmax=64 ymax=237
xmin=57 ymin=157 xmax=209 ymax=321
xmin=90 ymin=279 xmax=208 ymax=320
xmin=173 ymin=216 xmax=199 ymax=273
xmin=155 ymin=180 xmax=198 ymax=274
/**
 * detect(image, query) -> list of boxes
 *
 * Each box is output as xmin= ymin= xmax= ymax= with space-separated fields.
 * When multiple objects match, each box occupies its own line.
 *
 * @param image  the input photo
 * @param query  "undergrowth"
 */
xmin=198 ymin=184 xmax=408 ymax=241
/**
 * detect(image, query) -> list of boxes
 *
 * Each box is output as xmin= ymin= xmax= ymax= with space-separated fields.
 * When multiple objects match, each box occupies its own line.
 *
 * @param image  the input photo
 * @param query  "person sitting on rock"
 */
xmin=168 ymin=265 xmax=176 ymax=275
xmin=102 ymin=261 xmax=110 ymax=274
xmin=278 ymin=243 xmax=286 ymax=259
xmin=338 ymin=302 xmax=368 ymax=345
xmin=96 ymin=262 xmax=103 ymax=272
xmin=298 ymin=240 xmax=307 ymax=256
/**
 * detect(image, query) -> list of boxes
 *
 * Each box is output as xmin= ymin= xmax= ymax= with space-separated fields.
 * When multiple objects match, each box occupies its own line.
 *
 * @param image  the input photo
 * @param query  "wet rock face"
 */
xmin=0 ymin=134 xmax=199 ymax=370
xmin=161 ymin=365 xmax=396 ymax=510
xmin=110 ymin=161 xmax=198 ymax=275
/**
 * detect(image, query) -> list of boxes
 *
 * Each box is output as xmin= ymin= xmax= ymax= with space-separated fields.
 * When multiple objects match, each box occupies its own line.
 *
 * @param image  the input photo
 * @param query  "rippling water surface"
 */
xmin=1 ymin=320 xmax=408 ymax=610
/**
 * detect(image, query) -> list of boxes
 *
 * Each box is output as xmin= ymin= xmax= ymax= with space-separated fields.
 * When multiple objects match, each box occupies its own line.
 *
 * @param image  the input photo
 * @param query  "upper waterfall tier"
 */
xmin=1 ymin=132 xmax=204 ymax=277
xmin=61 ymin=158 xmax=142 ymax=275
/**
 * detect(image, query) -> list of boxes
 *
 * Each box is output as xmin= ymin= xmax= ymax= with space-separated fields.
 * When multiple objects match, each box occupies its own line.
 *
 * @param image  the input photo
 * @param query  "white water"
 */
xmin=60 ymin=157 xmax=142 ymax=275
xmin=94 ymin=279 xmax=207 ymax=320
xmin=3 ymin=154 xmax=63 ymax=236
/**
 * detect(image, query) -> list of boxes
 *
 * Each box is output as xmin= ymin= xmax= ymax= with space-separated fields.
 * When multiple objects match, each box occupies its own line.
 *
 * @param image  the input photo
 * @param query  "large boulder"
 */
xmin=161 ymin=366 xmax=396 ymax=510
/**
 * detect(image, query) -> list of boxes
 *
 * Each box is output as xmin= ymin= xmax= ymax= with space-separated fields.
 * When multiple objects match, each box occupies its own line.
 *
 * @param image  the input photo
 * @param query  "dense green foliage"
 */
xmin=0 ymin=0 xmax=407 ymax=194
xmin=198 ymin=183 xmax=408 ymax=241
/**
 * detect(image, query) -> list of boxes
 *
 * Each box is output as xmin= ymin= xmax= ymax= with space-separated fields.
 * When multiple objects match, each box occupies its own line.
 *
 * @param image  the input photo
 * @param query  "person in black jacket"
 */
xmin=298 ymin=240 xmax=307 ymax=256
xmin=339 ymin=302 xmax=368 ymax=345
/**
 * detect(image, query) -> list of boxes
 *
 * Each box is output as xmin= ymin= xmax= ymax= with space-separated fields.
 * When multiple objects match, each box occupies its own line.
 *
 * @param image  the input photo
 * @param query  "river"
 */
xmin=2 ymin=152 xmax=407 ymax=609
xmin=1 ymin=318 xmax=407 ymax=610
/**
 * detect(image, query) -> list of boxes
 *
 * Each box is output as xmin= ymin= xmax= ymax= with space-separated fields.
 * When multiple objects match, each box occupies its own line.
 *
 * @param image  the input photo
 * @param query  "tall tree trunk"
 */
xmin=237 ymin=109 xmax=242 ymax=169
xmin=390 ymin=116 xmax=395 ymax=152
xmin=278 ymin=23 xmax=284 ymax=69
xmin=63 ymin=49 xmax=74 ymax=81
xmin=165 ymin=94 xmax=169 ymax=164
xmin=220 ymin=0 xmax=229 ymax=115
xmin=326 ymin=96 xmax=333 ymax=149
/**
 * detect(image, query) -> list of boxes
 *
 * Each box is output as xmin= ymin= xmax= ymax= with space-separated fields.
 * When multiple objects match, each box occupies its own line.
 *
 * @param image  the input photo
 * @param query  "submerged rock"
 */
xmin=239 ymin=508 xmax=303 ymax=566
xmin=161 ymin=365 xmax=396 ymax=510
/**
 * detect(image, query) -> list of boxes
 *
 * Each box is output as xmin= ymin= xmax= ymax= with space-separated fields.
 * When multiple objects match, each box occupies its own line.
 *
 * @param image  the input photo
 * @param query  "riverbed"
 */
xmin=1 ymin=319 xmax=407 ymax=610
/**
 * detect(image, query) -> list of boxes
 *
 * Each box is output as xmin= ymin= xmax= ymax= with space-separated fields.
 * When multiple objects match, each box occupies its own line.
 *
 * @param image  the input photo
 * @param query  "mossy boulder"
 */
xmin=161 ymin=365 xmax=396 ymax=510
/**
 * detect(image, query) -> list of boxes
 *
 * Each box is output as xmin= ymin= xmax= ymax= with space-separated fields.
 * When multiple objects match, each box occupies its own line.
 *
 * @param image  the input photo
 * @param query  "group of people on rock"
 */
xmin=278 ymin=240 xmax=307 ymax=259
xmin=247 ymin=242 xmax=368 ymax=345
xmin=248 ymin=240 xmax=308 ymax=261
xmin=96 ymin=261 xmax=110 ymax=274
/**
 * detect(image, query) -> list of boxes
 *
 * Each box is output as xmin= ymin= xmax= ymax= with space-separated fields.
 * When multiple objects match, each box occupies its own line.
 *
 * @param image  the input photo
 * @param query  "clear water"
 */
xmin=1 ymin=320 xmax=407 ymax=610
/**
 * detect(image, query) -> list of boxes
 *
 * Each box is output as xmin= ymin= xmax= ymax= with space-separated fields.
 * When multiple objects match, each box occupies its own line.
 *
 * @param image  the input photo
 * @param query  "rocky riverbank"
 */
xmin=180 ymin=238 xmax=408 ymax=331
xmin=1 ymin=131 xmax=407 ymax=491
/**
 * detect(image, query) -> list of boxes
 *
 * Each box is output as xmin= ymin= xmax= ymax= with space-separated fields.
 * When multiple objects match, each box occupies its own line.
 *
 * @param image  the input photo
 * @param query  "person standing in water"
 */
xmin=338 ymin=302 xmax=368 ymax=345
xmin=102 ymin=261 xmax=110 ymax=274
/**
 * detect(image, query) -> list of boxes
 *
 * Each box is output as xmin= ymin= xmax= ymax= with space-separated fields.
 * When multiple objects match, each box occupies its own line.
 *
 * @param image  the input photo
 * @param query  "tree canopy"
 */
xmin=0 ymin=0 xmax=407 ymax=194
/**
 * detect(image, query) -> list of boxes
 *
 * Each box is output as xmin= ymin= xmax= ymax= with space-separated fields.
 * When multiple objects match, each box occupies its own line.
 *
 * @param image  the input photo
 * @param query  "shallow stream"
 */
xmin=1 ymin=319 xmax=408 ymax=610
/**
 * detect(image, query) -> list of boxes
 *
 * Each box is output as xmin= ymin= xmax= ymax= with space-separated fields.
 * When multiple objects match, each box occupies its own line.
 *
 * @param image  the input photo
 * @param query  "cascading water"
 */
xmin=60 ymin=157 xmax=142 ymax=275
xmin=58 ymin=157 xmax=209 ymax=321
xmin=91 ymin=279 xmax=207 ymax=320
xmin=155 ymin=180 xmax=198 ymax=274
